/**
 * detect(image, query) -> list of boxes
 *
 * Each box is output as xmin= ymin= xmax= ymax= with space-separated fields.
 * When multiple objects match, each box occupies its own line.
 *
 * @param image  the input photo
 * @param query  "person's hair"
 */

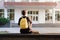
xmin=22 ymin=10 xmax=26 ymax=15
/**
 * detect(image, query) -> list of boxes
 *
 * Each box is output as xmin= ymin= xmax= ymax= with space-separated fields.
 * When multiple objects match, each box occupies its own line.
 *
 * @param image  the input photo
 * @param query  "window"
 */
xmin=7 ymin=9 xmax=14 ymax=20
xmin=0 ymin=9 xmax=4 ymax=17
xmin=33 ymin=11 xmax=35 ymax=15
xmin=33 ymin=16 xmax=35 ymax=21
xmin=28 ymin=11 xmax=38 ymax=22
xmin=45 ymin=9 xmax=52 ymax=23
xmin=55 ymin=11 xmax=60 ymax=21
xmin=36 ymin=16 xmax=38 ymax=21
xmin=31 ymin=0 xmax=39 ymax=2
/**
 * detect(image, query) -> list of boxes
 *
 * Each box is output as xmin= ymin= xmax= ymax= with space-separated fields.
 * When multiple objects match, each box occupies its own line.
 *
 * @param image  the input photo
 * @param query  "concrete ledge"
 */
xmin=0 ymin=33 xmax=60 ymax=40
xmin=0 ymin=33 xmax=60 ymax=37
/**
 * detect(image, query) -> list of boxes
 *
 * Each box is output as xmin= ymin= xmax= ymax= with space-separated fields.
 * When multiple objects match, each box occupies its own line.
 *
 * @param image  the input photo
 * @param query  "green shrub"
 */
xmin=0 ymin=17 xmax=9 ymax=25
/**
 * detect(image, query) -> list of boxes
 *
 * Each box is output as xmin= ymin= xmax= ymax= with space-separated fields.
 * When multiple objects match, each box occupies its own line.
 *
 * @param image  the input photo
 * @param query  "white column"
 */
xmin=52 ymin=8 xmax=55 ymax=23
xmin=25 ymin=10 xmax=28 ymax=16
xmin=39 ymin=9 xmax=45 ymax=23
xmin=14 ymin=8 xmax=22 ymax=23
xmin=4 ymin=8 xmax=7 ymax=18
xmin=53 ymin=0 xmax=55 ymax=2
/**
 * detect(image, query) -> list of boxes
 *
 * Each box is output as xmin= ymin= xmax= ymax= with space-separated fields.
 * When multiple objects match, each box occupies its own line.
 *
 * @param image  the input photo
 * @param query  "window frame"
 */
xmin=28 ymin=11 xmax=38 ymax=21
xmin=0 ymin=9 xmax=4 ymax=17
xmin=55 ymin=11 xmax=60 ymax=21
xmin=7 ymin=9 xmax=14 ymax=20
xmin=45 ymin=9 xmax=53 ymax=23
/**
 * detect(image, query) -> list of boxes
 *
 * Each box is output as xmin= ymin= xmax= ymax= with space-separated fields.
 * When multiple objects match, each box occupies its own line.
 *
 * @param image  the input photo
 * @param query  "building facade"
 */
xmin=1 ymin=0 xmax=60 ymax=26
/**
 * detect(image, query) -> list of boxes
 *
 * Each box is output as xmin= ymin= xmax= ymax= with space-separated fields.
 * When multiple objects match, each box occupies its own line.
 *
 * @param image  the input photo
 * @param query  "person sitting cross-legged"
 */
xmin=18 ymin=10 xmax=40 ymax=34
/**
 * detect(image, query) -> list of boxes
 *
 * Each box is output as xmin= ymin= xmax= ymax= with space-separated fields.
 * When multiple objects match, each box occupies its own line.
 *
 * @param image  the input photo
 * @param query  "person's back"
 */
xmin=18 ymin=10 xmax=32 ymax=34
xmin=18 ymin=10 xmax=40 ymax=34
xmin=20 ymin=16 xmax=28 ymax=29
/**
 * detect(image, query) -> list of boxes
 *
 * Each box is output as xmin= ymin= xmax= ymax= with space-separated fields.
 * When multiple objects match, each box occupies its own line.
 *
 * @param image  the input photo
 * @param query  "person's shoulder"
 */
xmin=25 ymin=16 xmax=29 ymax=18
xmin=20 ymin=17 xmax=22 ymax=18
xmin=23 ymin=16 xmax=28 ymax=18
xmin=25 ymin=16 xmax=29 ymax=19
xmin=19 ymin=17 xmax=22 ymax=19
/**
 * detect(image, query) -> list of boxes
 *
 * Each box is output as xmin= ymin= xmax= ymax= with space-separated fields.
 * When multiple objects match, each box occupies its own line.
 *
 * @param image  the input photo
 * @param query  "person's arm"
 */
xmin=27 ymin=17 xmax=32 ymax=28
xmin=27 ymin=17 xmax=32 ymax=24
xmin=18 ymin=18 xmax=21 ymax=26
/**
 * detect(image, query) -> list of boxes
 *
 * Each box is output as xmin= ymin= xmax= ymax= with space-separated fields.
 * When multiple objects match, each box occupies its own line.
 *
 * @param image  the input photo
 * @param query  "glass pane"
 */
xmin=33 ymin=16 xmax=35 ymax=21
xmin=36 ymin=16 xmax=38 ymax=21
xmin=45 ymin=13 xmax=49 ymax=20
xmin=28 ymin=11 xmax=32 ymax=15
xmin=10 ymin=9 xmax=14 ymax=12
xmin=45 ymin=13 xmax=52 ymax=21
xmin=7 ymin=13 xmax=10 ymax=20
xmin=31 ymin=16 xmax=32 ymax=20
xmin=28 ymin=11 xmax=29 ymax=15
xmin=36 ymin=11 xmax=38 ymax=15
xmin=0 ymin=13 xmax=4 ymax=17
xmin=0 ymin=13 xmax=2 ymax=17
xmin=33 ymin=11 xmax=35 ymax=15
xmin=30 ymin=11 xmax=32 ymax=14
xmin=56 ymin=14 xmax=60 ymax=21
xmin=10 ymin=13 xmax=14 ymax=20
xmin=0 ymin=9 xmax=4 ymax=12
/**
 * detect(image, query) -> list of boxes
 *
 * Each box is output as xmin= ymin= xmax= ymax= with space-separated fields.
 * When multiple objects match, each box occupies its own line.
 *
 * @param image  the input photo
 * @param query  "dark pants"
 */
xmin=20 ymin=28 xmax=32 ymax=34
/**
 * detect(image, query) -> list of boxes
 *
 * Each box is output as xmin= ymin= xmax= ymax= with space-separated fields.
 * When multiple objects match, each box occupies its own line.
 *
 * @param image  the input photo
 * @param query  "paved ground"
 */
xmin=11 ymin=23 xmax=60 ymax=27
xmin=0 ymin=27 xmax=60 ymax=34
xmin=1 ymin=23 xmax=60 ymax=34
xmin=1 ymin=23 xmax=60 ymax=27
